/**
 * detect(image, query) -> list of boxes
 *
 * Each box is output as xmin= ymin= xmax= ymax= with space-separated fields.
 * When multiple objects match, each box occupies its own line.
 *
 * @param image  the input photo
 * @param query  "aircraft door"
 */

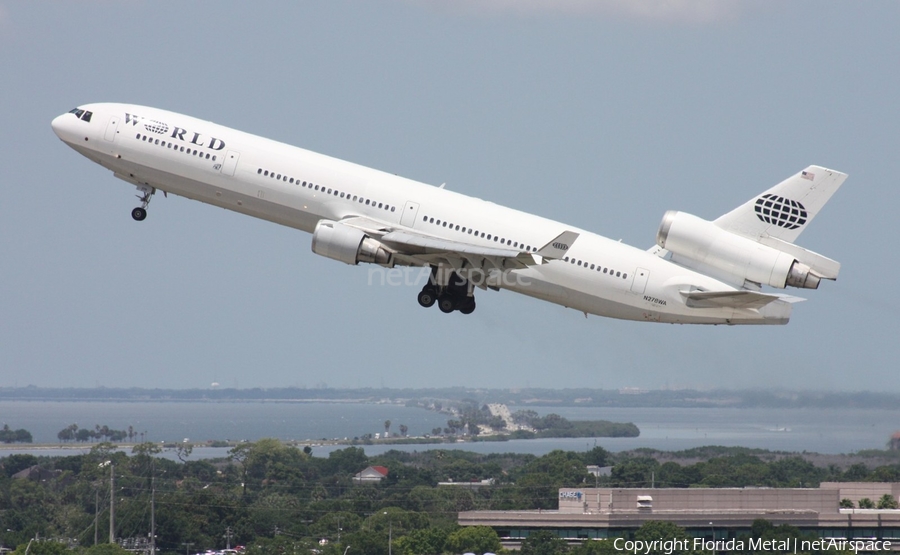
xmin=103 ymin=115 xmax=120 ymax=142
xmin=630 ymin=268 xmax=649 ymax=294
xmin=400 ymin=201 xmax=420 ymax=227
xmin=221 ymin=150 xmax=240 ymax=176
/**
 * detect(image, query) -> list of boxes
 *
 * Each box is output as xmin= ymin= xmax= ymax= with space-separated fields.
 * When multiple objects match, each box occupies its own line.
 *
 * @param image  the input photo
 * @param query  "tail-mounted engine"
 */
xmin=311 ymin=220 xmax=393 ymax=266
xmin=657 ymin=211 xmax=822 ymax=289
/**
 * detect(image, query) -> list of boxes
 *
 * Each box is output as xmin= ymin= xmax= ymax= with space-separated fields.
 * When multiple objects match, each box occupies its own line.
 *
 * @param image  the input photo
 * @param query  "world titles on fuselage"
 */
xmin=124 ymin=113 xmax=226 ymax=151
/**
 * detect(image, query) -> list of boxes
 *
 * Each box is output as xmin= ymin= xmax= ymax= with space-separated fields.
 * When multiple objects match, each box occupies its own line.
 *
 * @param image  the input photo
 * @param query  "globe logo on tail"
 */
xmin=754 ymin=194 xmax=807 ymax=230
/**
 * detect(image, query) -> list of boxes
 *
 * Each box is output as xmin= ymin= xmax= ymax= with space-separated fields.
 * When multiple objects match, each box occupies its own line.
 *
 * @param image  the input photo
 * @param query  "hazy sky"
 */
xmin=1 ymin=1 xmax=897 ymax=391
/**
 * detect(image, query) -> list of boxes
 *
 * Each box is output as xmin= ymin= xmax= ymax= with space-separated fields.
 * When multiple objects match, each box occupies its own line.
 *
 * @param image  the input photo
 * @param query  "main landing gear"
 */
xmin=417 ymin=268 xmax=476 ymax=315
xmin=131 ymin=185 xmax=155 ymax=221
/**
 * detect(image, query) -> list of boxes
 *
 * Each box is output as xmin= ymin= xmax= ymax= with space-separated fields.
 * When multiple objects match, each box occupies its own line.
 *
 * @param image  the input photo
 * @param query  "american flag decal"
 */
xmin=801 ymin=171 xmax=815 ymax=181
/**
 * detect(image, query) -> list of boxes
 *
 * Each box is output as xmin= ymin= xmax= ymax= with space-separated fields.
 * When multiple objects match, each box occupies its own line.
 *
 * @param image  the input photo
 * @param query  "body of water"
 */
xmin=1 ymin=400 xmax=897 ymax=458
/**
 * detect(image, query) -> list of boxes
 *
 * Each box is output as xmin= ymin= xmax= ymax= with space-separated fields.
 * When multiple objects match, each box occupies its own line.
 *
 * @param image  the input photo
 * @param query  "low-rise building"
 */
xmin=352 ymin=466 xmax=388 ymax=484
xmin=438 ymin=478 xmax=496 ymax=488
xmin=822 ymin=482 xmax=900 ymax=507
xmin=459 ymin=483 xmax=900 ymax=547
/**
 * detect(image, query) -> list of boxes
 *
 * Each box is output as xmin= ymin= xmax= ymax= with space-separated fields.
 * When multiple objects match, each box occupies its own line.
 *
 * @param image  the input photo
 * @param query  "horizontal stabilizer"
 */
xmin=537 ymin=231 xmax=579 ymax=260
xmin=757 ymin=236 xmax=840 ymax=280
xmin=680 ymin=290 xmax=793 ymax=310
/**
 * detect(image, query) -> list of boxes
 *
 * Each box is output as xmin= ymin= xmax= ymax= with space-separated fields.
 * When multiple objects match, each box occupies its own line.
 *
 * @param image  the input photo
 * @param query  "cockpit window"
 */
xmin=67 ymin=108 xmax=92 ymax=122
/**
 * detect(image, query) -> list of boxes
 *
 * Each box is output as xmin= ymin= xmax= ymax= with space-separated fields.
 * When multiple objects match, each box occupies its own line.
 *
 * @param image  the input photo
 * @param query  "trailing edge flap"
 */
xmin=680 ymin=290 xmax=802 ymax=309
xmin=536 ymin=231 xmax=580 ymax=261
xmin=377 ymin=230 xmax=539 ymax=269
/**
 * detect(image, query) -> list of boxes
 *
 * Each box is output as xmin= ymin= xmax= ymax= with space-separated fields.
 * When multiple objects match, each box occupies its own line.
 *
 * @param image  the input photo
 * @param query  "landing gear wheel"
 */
xmin=131 ymin=207 xmax=147 ymax=221
xmin=132 ymin=185 xmax=155 ymax=222
xmin=417 ymin=289 xmax=437 ymax=308
xmin=459 ymin=298 xmax=476 ymax=315
xmin=438 ymin=297 xmax=456 ymax=314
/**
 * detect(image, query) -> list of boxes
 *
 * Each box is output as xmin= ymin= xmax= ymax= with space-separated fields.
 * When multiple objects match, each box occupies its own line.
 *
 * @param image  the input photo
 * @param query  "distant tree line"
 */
xmin=510 ymin=410 xmax=640 ymax=438
xmin=431 ymin=403 xmax=639 ymax=439
xmin=56 ymin=424 xmax=136 ymax=443
xmin=8 ymin=385 xmax=900 ymax=411
xmin=0 ymin=424 xmax=32 ymax=444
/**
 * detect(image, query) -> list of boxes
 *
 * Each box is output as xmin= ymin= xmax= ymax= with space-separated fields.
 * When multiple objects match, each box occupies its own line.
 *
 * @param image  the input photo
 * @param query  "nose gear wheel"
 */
xmin=132 ymin=185 xmax=155 ymax=221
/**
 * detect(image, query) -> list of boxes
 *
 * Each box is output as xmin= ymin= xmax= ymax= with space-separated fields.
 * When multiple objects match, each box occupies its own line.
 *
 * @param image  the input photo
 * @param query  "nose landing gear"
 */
xmin=132 ymin=185 xmax=155 ymax=221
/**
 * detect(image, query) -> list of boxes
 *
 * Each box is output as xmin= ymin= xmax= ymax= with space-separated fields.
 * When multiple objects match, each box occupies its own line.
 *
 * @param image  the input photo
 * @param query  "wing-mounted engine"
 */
xmin=656 ymin=211 xmax=834 ymax=290
xmin=311 ymin=220 xmax=393 ymax=266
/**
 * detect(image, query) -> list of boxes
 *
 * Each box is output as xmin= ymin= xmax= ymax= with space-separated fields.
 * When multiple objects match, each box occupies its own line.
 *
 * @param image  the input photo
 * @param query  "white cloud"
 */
xmin=410 ymin=0 xmax=746 ymax=24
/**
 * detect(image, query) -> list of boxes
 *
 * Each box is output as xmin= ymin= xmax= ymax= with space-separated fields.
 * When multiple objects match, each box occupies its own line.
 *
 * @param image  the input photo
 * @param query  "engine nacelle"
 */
xmin=657 ymin=211 xmax=820 ymax=290
xmin=311 ymin=220 xmax=393 ymax=266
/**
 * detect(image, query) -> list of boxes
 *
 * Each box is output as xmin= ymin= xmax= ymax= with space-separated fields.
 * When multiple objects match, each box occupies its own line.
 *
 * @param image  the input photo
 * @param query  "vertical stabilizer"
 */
xmin=713 ymin=165 xmax=847 ymax=244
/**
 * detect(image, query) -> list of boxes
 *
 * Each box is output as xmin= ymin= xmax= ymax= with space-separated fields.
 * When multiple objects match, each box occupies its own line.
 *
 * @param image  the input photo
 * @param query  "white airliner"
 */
xmin=51 ymin=104 xmax=846 ymax=324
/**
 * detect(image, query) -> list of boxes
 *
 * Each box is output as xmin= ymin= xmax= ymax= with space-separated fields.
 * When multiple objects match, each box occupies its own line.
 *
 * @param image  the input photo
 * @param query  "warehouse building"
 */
xmin=458 ymin=483 xmax=900 ymax=547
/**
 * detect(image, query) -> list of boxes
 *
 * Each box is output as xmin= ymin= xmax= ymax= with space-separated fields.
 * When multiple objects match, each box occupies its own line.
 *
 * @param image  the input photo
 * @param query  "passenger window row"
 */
xmin=135 ymin=134 xmax=217 ymax=162
xmin=256 ymin=168 xmax=397 ymax=213
xmin=420 ymin=214 xmax=627 ymax=278
xmin=421 ymin=214 xmax=537 ymax=252
xmin=564 ymin=256 xmax=627 ymax=280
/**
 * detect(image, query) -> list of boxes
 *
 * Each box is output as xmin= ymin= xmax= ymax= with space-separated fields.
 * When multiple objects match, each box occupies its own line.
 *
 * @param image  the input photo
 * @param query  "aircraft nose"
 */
xmin=51 ymin=113 xmax=72 ymax=141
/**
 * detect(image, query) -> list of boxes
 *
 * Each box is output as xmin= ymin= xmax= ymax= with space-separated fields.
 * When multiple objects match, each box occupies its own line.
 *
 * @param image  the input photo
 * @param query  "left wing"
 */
xmin=340 ymin=216 xmax=578 ymax=272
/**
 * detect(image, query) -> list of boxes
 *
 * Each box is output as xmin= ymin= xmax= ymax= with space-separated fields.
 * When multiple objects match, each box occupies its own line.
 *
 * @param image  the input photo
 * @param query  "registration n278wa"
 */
xmin=52 ymin=104 xmax=846 ymax=325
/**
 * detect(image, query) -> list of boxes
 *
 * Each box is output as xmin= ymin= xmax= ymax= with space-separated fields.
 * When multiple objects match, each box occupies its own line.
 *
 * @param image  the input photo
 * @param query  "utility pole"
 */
xmin=150 ymin=470 xmax=156 ymax=555
xmin=224 ymin=527 xmax=233 ymax=550
xmin=109 ymin=463 xmax=115 ymax=544
xmin=94 ymin=488 xmax=99 ymax=545
xmin=181 ymin=542 xmax=194 ymax=555
xmin=383 ymin=511 xmax=391 ymax=555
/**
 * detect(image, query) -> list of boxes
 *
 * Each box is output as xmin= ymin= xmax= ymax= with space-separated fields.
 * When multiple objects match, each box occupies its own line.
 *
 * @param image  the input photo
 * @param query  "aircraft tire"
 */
xmin=417 ymin=289 xmax=437 ymax=308
xmin=438 ymin=297 xmax=456 ymax=314
xmin=459 ymin=298 xmax=476 ymax=314
xmin=132 ymin=207 xmax=147 ymax=221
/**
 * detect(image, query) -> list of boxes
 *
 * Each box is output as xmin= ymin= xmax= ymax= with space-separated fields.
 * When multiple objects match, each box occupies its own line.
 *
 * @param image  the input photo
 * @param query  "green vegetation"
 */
xmin=431 ymin=404 xmax=638 ymax=440
xmin=2 ymin=442 xmax=899 ymax=555
xmin=0 ymin=424 xmax=32 ymax=444
xmin=56 ymin=424 xmax=135 ymax=443
xmin=509 ymin=409 xmax=639 ymax=438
